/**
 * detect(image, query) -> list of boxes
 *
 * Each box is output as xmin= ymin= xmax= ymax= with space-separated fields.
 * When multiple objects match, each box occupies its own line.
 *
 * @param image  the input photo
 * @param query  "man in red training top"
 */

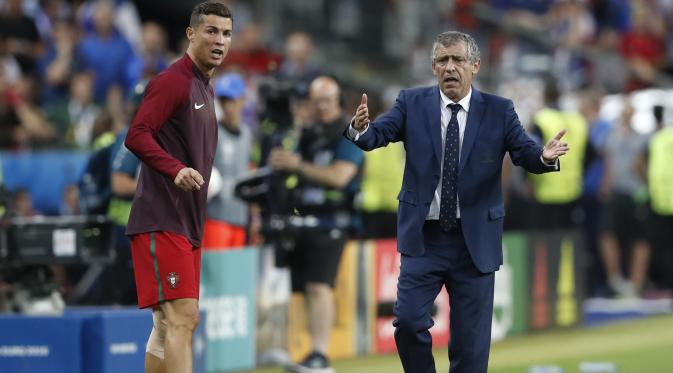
xmin=124 ymin=2 xmax=232 ymax=372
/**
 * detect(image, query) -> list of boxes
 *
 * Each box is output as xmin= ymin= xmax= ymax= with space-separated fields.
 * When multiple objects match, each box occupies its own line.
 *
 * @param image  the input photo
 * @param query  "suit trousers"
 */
xmin=393 ymin=220 xmax=495 ymax=373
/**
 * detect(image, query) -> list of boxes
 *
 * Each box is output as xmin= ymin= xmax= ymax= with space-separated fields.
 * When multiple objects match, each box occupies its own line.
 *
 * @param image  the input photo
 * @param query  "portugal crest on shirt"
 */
xmin=167 ymin=272 xmax=180 ymax=288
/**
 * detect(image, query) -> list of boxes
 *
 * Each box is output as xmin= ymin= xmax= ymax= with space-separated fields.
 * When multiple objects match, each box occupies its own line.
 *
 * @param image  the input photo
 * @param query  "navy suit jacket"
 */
xmin=349 ymin=86 xmax=556 ymax=273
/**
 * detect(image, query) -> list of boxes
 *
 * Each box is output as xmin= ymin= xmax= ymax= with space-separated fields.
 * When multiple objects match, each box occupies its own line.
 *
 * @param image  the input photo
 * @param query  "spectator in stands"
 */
xmin=36 ymin=18 xmax=77 ymax=105
xmin=30 ymin=0 xmax=73 ymax=44
xmin=0 ymin=0 xmax=42 ymax=73
xmin=202 ymin=73 xmax=253 ymax=250
xmin=0 ymin=35 xmax=22 ymax=86
xmin=529 ymin=78 xmax=588 ymax=230
xmin=124 ymin=21 xmax=170 ymax=89
xmin=619 ymin=2 xmax=666 ymax=92
xmin=599 ymin=99 xmax=650 ymax=298
xmin=74 ymin=0 xmax=135 ymax=103
xmin=95 ymin=84 xmax=127 ymax=148
xmin=0 ymin=74 xmax=55 ymax=149
xmin=277 ymin=32 xmax=322 ymax=85
xmin=548 ymin=0 xmax=595 ymax=49
xmin=45 ymin=72 xmax=100 ymax=148
xmin=593 ymin=28 xmax=629 ymax=93
xmin=16 ymin=76 xmax=56 ymax=143
xmin=9 ymin=188 xmax=41 ymax=217
xmin=220 ymin=23 xmax=281 ymax=75
xmin=547 ymin=0 xmax=595 ymax=91
xmin=59 ymin=183 xmax=80 ymax=215
xmin=661 ymin=2 xmax=673 ymax=76
xmin=269 ymin=76 xmax=364 ymax=373
xmin=77 ymin=0 xmax=143 ymax=53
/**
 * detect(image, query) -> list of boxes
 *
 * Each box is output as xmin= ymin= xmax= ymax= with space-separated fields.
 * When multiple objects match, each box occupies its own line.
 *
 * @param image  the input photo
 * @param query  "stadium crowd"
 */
xmin=0 ymin=0 xmax=672 ymax=311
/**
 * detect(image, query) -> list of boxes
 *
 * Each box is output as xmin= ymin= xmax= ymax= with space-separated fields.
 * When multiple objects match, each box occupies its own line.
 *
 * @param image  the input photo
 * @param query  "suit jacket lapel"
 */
xmin=459 ymin=88 xmax=485 ymax=174
xmin=424 ymin=87 xmax=442 ymax=162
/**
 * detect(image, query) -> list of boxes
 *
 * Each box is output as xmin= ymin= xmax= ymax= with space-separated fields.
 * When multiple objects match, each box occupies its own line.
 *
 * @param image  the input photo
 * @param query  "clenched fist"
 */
xmin=174 ymin=167 xmax=204 ymax=192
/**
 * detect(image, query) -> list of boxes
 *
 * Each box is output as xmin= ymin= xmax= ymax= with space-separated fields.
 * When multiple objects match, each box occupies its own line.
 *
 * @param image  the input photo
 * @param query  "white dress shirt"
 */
xmin=427 ymin=88 xmax=471 ymax=220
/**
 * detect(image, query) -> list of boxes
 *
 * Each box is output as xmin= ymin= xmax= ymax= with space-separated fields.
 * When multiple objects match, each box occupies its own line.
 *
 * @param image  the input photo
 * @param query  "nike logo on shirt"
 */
xmin=194 ymin=103 xmax=205 ymax=109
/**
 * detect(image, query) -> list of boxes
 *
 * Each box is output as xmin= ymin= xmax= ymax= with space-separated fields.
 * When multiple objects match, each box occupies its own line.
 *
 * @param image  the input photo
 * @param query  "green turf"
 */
xmin=232 ymin=315 xmax=673 ymax=373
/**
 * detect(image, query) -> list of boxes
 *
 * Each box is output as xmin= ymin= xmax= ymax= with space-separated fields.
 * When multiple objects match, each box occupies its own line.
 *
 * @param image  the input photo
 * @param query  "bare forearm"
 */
xmin=298 ymin=161 xmax=356 ymax=189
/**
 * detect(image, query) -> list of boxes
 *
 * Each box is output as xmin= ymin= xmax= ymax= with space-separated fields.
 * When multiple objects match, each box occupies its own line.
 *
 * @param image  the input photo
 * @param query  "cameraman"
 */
xmin=268 ymin=76 xmax=363 ymax=373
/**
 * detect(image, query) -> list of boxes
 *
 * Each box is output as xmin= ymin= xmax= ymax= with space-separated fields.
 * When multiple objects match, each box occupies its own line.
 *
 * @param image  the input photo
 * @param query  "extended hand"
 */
xmin=353 ymin=93 xmax=370 ymax=131
xmin=268 ymin=148 xmax=302 ymax=172
xmin=174 ymin=167 xmax=204 ymax=192
xmin=542 ymin=129 xmax=570 ymax=163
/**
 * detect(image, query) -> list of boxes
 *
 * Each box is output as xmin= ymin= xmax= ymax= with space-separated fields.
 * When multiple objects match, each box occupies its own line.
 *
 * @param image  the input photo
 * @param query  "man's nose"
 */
xmin=444 ymin=61 xmax=457 ymax=71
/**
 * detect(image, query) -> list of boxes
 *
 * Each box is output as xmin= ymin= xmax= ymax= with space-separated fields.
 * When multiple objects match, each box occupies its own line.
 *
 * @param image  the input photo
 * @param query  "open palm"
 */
xmin=542 ymin=129 xmax=569 ymax=162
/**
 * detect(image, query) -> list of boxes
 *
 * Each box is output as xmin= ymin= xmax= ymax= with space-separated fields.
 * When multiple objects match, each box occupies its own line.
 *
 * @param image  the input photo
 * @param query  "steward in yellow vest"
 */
xmin=527 ymin=80 xmax=588 ymax=230
xmin=647 ymin=127 xmax=673 ymax=216
xmin=646 ymin=125 xmax=673 ymax=291
xmin=531 ymin=108 xmax=588 ymax=205
xmin=360 ymin=142 xmax=404 ymax=238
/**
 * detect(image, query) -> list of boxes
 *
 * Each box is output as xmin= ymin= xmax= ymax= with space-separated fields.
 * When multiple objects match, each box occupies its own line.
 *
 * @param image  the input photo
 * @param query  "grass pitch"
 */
xmin=235 ymin=314 xmax=673 ymax=372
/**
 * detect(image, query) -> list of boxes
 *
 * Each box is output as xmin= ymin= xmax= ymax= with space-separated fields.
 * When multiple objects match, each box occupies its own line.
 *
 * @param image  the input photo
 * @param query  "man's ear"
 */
xmin=186 ymin=26 xmax=194 ymax=42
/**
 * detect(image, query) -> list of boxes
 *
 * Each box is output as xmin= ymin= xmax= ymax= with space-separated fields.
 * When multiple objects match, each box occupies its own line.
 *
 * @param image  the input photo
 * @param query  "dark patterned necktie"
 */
xmin=439 ymin=103 xmax=461 ymax=232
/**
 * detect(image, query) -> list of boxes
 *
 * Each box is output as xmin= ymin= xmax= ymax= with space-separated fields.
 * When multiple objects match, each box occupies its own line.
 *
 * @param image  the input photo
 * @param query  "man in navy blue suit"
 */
xmin=346 ymin=31 xmax=569 ymax=373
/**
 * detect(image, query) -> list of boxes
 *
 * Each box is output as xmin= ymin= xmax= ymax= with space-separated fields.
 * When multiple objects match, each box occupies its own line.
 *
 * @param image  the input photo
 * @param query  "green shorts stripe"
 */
xmin=150 ymin=232 xmax=163 ymax=302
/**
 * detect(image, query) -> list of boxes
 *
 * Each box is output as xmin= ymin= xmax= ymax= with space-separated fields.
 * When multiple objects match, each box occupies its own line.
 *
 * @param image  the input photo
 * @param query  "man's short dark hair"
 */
xmin=189 ymin=1 xmax=232 ymax=29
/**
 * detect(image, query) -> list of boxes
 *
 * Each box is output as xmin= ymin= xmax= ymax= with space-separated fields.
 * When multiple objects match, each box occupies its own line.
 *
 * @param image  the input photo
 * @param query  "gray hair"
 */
xmin=431 ymin=31 xmax=480 ymax=63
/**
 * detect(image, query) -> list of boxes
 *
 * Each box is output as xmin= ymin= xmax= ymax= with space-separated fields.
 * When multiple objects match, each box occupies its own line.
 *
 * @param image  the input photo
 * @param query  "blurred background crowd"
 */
xmin=1 ymin=0 xmax=672 ymax=311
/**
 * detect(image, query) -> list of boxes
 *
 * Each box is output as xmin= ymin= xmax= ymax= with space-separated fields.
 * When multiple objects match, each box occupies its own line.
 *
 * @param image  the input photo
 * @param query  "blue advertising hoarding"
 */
xmin=0 ymin=314 xmax=82 ymax=373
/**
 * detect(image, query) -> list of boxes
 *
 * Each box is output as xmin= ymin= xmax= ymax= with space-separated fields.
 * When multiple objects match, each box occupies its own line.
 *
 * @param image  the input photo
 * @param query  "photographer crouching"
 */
xmin=268 ymin=76 xmax=363 ymax=373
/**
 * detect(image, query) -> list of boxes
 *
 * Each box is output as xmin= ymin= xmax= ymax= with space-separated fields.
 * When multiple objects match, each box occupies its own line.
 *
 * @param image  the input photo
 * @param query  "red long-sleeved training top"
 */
xmin=125 ymin=54 xmax=218 ymax=247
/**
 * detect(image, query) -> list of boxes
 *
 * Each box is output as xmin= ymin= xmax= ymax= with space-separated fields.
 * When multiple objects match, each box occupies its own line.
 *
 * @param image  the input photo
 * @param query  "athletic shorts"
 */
xmin=130 ymin=231 xmax=202 ymax=309
xmin=600 ymin=192 xmax=649 ymax=243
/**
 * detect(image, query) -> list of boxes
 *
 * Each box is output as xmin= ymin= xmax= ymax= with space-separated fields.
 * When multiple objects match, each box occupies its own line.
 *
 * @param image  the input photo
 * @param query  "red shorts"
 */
xmin=130 ymin=231 xmax=202 ymax=309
